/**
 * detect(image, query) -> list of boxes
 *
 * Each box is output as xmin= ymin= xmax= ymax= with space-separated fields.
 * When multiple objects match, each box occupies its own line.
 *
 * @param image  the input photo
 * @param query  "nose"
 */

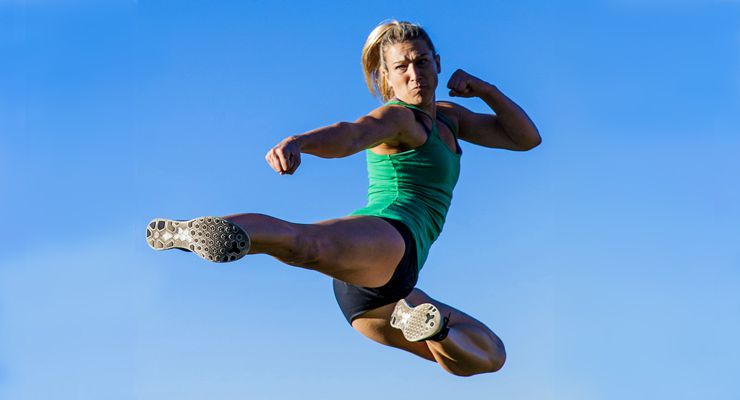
xmin=407 ymin=63 xmax=419 ymax=82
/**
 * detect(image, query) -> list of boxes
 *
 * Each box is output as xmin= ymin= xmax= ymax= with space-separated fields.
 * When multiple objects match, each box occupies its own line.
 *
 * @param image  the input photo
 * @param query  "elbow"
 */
xmin=527 ymin=136 xmax=542 ymax=150
xmin=519 ymin=131 xmax=541 ymax=151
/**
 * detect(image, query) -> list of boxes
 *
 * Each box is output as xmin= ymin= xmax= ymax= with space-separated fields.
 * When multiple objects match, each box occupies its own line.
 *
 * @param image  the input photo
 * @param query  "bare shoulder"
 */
xmin=362 ymin=103 xmax=417 ymax=147
xmin=436 ymin=100 xmax=468 ymax=124
xmin=436 ymin=101 xmax=465 ymax=121
xmin=436 ymin=100 xmax=462 ymax=111
xmin=369 ymin=102 xmax=417 ymax=124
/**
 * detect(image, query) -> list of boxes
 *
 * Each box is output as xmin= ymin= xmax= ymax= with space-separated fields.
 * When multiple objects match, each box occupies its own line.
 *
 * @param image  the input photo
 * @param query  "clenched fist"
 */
xmin=447 ymin=69 xmax=492 ymax=98
xmin=266 ymin=136 xmax=302 ymax=175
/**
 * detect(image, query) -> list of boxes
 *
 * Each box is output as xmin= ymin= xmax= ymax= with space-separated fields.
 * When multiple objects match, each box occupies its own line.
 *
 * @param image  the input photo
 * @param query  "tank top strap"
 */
xmin=385 ymin=100 xmax=460 ymax=140
xmin=385 ymin=100 xmax=434 ymax=120
xmin=435 ymin=111 xmax=458 ymax=138
xmin=385 ymin=100 xmax=436 ymax=135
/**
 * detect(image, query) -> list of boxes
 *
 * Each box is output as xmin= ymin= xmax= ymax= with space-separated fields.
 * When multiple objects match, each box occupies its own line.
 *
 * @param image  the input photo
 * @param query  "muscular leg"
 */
xmin=351 ymin=288 xmax=506 ymax=376
xmin=222 ymin=213 xmax=405 ymax=288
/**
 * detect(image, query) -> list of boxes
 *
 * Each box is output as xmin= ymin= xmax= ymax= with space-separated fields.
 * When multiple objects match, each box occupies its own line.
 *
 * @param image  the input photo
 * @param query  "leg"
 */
xmin=223 ymin=213 xmax=405 ymax=288
xmin=351 ymin=288 xmax=506 ymax=376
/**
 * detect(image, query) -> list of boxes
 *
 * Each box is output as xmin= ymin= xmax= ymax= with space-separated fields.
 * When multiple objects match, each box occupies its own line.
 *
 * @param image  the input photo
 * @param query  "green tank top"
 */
xmin=349 ymin=100 xmax=462 ymax=270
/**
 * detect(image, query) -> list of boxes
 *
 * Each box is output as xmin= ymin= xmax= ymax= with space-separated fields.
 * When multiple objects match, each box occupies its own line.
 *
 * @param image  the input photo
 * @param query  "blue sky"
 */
xmin=1 ymin=1 xmax=739 ymax=399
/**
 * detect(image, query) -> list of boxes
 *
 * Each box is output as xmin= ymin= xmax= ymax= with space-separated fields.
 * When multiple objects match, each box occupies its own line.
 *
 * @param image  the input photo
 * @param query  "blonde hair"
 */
xmin=361 ymin=20 xmax=437 ymax=102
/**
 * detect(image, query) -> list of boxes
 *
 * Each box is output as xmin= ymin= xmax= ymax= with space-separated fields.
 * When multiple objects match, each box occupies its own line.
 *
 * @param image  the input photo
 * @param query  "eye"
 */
xmin=395 ymin=65 xmax=407 ymax=71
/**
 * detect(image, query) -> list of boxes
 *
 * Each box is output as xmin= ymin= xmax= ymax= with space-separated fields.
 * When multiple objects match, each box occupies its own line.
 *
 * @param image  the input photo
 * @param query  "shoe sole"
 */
xmin=146 ymin=216 xmax=250 ymax=263
xmin=390 ymin=299 xmax=442 ymax=342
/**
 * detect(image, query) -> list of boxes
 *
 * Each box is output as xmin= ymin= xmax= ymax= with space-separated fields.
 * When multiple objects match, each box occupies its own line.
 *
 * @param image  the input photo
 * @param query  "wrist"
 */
xmin=289 ymin=135 xmax=305 ymax=151
xmin=479 ymin=82 xmax=499 ymax=99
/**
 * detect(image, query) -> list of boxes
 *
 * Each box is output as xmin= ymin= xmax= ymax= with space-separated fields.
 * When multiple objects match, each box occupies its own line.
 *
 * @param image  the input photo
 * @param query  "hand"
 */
xmin=265 ymin=136 xmax=302 ymax=175
xmin=447 ymin=69 xmax=492 ymax=98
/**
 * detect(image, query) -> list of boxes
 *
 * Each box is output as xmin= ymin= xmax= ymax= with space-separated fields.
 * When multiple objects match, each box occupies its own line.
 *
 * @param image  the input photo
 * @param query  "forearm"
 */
xmin=479 ymin=85 xmax=541 ymax=149
xmin=291 ymin=122 xmax=358 ymax=159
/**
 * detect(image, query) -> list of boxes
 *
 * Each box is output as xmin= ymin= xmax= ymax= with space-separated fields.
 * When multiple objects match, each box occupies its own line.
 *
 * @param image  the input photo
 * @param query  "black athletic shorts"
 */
xmin=332 ymin=217 xmax=419 ymax=325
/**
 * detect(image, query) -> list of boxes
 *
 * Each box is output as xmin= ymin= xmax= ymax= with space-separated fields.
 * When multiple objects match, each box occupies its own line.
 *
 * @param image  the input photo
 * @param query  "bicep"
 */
xmin=452 ymin=104 xmax=525 ymax=151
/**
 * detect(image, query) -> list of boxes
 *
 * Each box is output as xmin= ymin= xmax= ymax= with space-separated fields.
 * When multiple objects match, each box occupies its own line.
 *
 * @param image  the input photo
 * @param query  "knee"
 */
xmin=440 ymin=358 xmax=505 ymax=377
xmin=488 ymin=338 xmax=507 ymax=372
xmin=487 ymin=345 xmax=507 ymax=373
xmin=481 ymin=339 xmax=507 ymax=374
xmin=439 ymin=344 xmax=506 ymax=377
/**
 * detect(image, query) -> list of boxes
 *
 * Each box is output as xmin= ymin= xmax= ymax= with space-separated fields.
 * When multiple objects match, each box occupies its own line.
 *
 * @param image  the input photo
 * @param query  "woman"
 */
xmin=146 ymin=20 xmax=540 ymax=376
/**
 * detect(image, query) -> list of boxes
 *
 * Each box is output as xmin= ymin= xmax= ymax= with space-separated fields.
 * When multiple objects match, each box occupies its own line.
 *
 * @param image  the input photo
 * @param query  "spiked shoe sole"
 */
xmin=146 ymin=216 xmax=250 ymax=263
xmin=390 ymin=299 xmax=443 ymax=342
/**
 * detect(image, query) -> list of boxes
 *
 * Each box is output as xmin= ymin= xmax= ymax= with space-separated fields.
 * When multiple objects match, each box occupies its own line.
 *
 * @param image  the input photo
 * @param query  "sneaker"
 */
xmin=390 ymin=299 xmax=444 ymax=342
xmin=146 ymin=216 xmax=250 ymax=263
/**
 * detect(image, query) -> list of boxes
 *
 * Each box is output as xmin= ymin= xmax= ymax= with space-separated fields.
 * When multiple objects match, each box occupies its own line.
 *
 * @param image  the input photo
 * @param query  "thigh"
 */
xmin=305 ymin=215 xmax=405 ymax=288
xmin=406 ymin=288 xmax=494 ymax=331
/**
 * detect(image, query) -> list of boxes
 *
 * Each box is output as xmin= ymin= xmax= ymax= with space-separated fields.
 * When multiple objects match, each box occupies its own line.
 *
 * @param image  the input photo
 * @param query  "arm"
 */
xmin=445 ymin=69 xmax=541 ymax=151
xmin=265 ymin=105 xmax=406 ymax=175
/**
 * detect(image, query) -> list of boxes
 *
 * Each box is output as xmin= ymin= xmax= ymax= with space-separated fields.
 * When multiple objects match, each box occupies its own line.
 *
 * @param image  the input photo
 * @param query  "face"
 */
xmin=382 ymin=39 xmax=441 ymax=106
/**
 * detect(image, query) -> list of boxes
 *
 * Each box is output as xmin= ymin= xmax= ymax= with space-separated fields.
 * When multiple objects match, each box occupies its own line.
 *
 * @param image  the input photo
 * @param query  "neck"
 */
xmin=420 ymin=99 xmax=437 ymax=118
xmin=393 ymin=96 xmax=437 ymax=118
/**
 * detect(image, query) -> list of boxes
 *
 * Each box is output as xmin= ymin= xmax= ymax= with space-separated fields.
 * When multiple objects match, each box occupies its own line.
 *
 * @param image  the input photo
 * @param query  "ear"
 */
xmin=434 ymin=54 xmax=441 ymax=73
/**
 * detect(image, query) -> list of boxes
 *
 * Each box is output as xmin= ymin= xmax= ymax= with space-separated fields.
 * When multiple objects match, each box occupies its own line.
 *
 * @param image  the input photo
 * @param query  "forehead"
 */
xmin=384 ymin=39 xmax=433 ymax=63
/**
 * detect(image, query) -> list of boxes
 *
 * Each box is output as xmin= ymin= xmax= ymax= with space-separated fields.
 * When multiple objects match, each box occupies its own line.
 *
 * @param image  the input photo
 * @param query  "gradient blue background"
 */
xmin=2 ymin=1 xmax=739 ymax=399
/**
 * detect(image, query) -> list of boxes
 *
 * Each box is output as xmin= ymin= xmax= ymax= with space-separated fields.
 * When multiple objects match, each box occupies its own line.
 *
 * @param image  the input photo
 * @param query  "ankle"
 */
xmin=427 ymin=313 xmax=451 ymax=342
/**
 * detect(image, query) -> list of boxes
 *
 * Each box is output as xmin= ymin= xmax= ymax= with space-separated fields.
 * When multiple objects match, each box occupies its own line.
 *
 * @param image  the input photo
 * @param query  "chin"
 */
xmin=400 ymin=93 xmax=433 ymax=106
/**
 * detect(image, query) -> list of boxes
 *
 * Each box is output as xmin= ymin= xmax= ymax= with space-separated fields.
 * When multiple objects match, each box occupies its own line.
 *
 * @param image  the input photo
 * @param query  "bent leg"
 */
xmin=222 ymin=213 xmax=405 ymax=288
xmin=408 ymin=289 xmax=506 ymax=376
xmin=351 ymin=288 xmax=506 ymax=376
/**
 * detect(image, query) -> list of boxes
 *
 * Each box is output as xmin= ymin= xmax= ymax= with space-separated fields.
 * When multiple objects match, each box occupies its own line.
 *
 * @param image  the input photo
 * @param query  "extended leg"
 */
xmin=408 ymin=289 xmax=506 ymax=376
xmin=147 ymin=212 xmax=405 ymax=287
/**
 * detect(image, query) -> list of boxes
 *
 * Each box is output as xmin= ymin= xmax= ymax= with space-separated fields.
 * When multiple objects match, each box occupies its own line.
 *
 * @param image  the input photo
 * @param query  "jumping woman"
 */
xmin=146 ymin=20 xmax=540 ymax=376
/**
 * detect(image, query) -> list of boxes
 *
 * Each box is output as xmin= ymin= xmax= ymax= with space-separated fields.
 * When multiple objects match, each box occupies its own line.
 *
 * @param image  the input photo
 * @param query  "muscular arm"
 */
xmin=265 ymin=105 xmax=407 ymax=174
xmin=294 ymin=105 xmax=405 ymax=158
xmin=444 ymin=70 xmax=541 ymax=151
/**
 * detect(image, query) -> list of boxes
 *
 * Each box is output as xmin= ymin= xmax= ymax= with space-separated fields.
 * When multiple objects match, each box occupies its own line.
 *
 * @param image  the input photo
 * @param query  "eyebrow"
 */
xmin=392 ymin=54 xmax=431 ymax=65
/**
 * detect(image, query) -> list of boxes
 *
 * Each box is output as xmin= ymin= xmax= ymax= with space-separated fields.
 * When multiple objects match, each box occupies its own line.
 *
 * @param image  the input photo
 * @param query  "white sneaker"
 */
xmin=146 ymin=216 xmax=250 ymax=263
xmin=390 ymin=299 xmax=444 ymax=342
